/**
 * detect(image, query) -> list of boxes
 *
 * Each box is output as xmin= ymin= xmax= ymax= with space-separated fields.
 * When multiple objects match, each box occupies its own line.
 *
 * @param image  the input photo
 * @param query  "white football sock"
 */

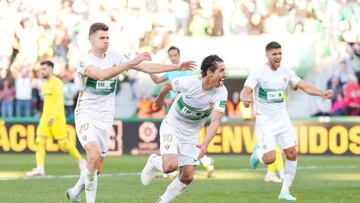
xmin=85 ymin=170 xmax=98 ymax=203
xmin=157 ymin=176 xmax=187 ymax=203
xmin=278 ymin=169 xmax=285 ymax=180
xmin=281 ymin=159 xmax=297 ymax=193
xmin=200 ymin=155 xmax=211 ymax=167
xmin=255 ymin=147 xmax=264 ymax=164
xmin=152 ymin=155 xmax=163 ymax=173
xmin=71 ymin=171 xmax=85 ymax=198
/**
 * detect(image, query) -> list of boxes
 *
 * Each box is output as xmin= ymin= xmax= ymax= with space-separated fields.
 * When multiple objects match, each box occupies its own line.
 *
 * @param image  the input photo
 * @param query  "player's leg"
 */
xmin=26 ymin=118 xmax=49 ymax=176
xmin=275 ymin=146 xmax=284 ymax=179
xmin=277 ymin=124 xmax=297 ymax=201
xmin=26 ymin=135 xmax=47 ymax=176
xmin=157 ymin=142 xmax=199 ymax=203
xmin=157 ymin=165 xmax=196 ymax=203
xmin=67 ymin=120 xmax=107 ymax=203
xmin=67 ymin=151 xmax=104 ymax=203
xmin=250 ymin=128 xmax=277 ymax=169
xmin=141 ymin=121 xmax=179 ymax=185
xmin=200 ymin=155 xmax=215 ymax=178
xmin=83 ymin=141 xmax=101 ymax=203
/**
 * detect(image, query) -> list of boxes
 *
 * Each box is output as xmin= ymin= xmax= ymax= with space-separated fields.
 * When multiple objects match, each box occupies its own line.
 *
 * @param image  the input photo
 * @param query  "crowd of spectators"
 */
xmin=0 ymin=0 xmax=359 ymax=118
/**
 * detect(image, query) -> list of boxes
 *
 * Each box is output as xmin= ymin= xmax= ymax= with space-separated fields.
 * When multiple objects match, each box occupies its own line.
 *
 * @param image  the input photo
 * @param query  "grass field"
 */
xmin=0 ymin=154 xmax=359 ymax=203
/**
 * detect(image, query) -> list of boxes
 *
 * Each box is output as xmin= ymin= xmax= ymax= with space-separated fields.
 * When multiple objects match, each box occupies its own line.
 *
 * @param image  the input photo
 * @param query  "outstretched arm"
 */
xmin=197 ymin=111 xmax=224 ymax=160
xmin=296 ymin=80 xmax=333 ymax=99
xmin=84 ymin=52 xmax=152 ymax=81
xmin=132 ymin=61 xmax=196 ymax=74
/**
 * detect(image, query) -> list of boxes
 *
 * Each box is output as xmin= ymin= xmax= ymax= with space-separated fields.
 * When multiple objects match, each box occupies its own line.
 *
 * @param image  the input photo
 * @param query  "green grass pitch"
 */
xmin=0 ymin=154 xmax=359 ymax=203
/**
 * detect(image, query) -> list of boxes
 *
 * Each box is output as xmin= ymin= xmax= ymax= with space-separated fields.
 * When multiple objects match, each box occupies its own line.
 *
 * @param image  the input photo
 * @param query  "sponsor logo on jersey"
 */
xmin=219 ymin=100 xmax=226 ymax=108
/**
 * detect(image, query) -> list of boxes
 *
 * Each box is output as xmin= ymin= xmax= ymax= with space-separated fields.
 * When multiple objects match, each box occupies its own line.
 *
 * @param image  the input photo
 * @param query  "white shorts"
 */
xmin=75 ymin=117 xmax=112 ymax=157
xmin=255 ymin=113 xmax=297 ymax=153
xmin=159 ymin=120 xmax=200 ymax=167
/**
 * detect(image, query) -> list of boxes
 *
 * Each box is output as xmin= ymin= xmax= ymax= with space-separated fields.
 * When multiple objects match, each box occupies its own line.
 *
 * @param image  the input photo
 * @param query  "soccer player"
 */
xmin=65 ymin=22 xmax=196 ymax=203
xmin=141 ymin=55 xmax=228 ymax=203
xmin=26 ymin=60 xmax=86 ymax=176
xmin=241 ymin=41 xmax=333 ymax=200
xmin=150 ymin=46 xmax=215 ymax=178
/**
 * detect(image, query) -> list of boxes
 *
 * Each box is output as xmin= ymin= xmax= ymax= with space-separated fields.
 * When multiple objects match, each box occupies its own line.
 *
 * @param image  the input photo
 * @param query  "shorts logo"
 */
xmin=164 ymin=144 xmax=170 ymax=150
xmin=83 ymin=135 xmax=87 ymax=141
xmin=262 ymin=144 xmax=267 ymax=150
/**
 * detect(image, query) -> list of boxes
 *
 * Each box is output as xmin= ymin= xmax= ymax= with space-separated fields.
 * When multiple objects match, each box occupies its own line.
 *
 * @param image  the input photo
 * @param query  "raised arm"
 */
xmin=132 ymin=61 xmax=196 ymax=74
xmin=197 ymin=111 xmax=224 ymax=160
xmin=296 ymin=80 xmax=333 ymax=98
xmin=84 ymin=52 xmax=152 ymax=81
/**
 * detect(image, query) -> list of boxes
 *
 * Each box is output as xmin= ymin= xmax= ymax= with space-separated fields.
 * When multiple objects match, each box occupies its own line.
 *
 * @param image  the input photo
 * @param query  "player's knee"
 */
xmin=35 ymin=137 xmax=46 ymax=147
xmin=179 ymin=174 xmax=194 ymax=185
xmin=87 ymin=153 xmax=101 ymax=166
xmin=163 ymin=163 xmax=178 ymax=173
xmin=58 ymin=140 xmax=69 ymax=151
xmin=285 ymin=151 xmax=297 ymax=161
xmin=264 ymin=158 xmax=275 ymax=165
xmin=263 ymin=153 xmax=276 ymax=164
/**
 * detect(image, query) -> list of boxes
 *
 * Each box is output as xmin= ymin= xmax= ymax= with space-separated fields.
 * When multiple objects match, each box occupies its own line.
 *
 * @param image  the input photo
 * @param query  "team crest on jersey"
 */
xmin=208 ymin=99 xmax=215 ymax=107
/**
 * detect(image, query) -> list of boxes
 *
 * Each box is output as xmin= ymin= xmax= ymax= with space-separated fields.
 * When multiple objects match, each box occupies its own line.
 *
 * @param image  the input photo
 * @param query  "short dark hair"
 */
xmin=167 ymin=46 xmax=180 ymax=55
xmin=89 ymin=22 xmax=109 ymax=36
xmin=265 ymin=41 xmax=281 ymax=51
xmin=201 ymin=55 xmax=224 ymax=77
xmin=40 ymin=60 xmax=54 ymax=68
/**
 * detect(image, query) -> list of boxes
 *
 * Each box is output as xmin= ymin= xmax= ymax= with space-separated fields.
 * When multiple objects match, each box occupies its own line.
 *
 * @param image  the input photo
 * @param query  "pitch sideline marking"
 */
xmin=0 ymin=165 xmax=359 ymax=181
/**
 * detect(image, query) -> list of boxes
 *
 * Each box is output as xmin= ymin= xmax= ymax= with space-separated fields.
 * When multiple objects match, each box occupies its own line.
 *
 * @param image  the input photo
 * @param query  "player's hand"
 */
xmin=176 ymin=61 xmax=196 ymax=71
xmin=323 ymin=90 xmax=333 ymax=99
xmin=240 ymin=90 xmax=253 ymax=107
xmin=130 ymin=52 xmax=152 ymax=66
xmin=251 ymin=110 xmax=256 ymax=120
xmin=152 ymin=96 xmax=166 ymax=112
xmin=196 ymin=143 xmax=208 ymax=160
xmin=48 ymin=118 xmax=54 ymax=125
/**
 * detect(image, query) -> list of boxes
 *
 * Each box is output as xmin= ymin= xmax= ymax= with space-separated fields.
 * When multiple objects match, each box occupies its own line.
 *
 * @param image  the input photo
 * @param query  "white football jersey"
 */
xmin=244 ymin=63 xmax=301 ymax=116
xmin=75 ymin=49 xmax=129 ymax=122
xmin=165 ymin=76 xmax=228 ymax=143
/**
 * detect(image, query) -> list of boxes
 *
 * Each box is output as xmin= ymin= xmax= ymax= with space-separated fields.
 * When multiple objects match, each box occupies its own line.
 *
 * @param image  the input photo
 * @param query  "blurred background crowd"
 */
xmin=0 ymin=0 xmax=359 ymax=119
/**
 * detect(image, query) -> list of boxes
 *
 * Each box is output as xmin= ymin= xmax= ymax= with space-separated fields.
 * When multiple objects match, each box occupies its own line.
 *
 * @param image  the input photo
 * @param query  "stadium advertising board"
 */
xmin=0 ymin=120 xmax=359 ymax=155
